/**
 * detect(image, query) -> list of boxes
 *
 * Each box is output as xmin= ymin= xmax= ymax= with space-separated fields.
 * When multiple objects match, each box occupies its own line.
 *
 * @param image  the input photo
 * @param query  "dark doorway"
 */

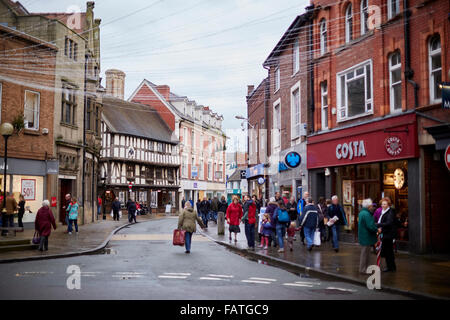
xmin=59 ymin=179 xmax=73 ymax=224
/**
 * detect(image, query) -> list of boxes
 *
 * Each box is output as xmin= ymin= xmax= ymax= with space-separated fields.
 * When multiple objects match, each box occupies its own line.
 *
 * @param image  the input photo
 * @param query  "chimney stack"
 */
xmin=105 ymin=69 xmax=126 ymax=99
xmin=247 ymin=85 xmax=255 ymax=96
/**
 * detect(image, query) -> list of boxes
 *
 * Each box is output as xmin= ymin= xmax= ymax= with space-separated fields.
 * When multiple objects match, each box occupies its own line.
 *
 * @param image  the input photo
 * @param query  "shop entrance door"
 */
xmin=352 ymin=180 xmax=380 ymax=240
xmin=59 ymin=179 xmax=72 ymax=224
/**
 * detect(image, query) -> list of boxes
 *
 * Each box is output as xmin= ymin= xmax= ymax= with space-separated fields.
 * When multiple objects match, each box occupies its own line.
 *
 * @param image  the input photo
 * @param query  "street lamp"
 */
xmin=1 ymin=122 xmax=14 ymax=215
xmin=235 ymin=116 xmax=254 ymax=131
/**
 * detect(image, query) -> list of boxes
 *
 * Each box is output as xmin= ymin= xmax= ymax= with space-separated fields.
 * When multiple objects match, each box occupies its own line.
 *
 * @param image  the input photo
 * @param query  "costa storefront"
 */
xmin=307 ymin=112 xmax=419 ymax=249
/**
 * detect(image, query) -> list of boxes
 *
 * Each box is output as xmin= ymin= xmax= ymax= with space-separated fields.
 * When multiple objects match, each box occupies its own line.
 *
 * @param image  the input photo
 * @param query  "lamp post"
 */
xmin=1 ymin=123 xmax=14 ymax=223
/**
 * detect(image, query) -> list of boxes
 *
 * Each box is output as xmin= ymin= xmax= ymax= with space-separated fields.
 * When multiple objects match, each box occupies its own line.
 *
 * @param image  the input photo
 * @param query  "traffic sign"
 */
xmin=445 ymin=144 xmax=450 ymax=171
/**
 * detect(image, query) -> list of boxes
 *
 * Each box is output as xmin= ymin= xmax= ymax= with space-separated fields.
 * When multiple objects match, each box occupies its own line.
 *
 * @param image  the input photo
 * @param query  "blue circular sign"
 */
xmin=284 ymin=151 xmax=301 ymax=168
xmin=257 ymin=177 xmax=265 ymax=185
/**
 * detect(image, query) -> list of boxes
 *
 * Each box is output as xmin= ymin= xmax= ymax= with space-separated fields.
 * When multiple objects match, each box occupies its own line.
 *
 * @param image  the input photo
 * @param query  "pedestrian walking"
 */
xmin=211 ymin=196 xmax=219 ymax=223
xmin=226 ymin=196 xmax=243 ymax=242
xmin=66 ymin=198 xmax=79 ymax=234
xmin=358 ymin=199 xmax=378 ymax=274
xmin=112 ymin=197 xmax=121 ymax=221
xmin=286 ymin=222 xmax=301 ymax=251
xmin=242 ymin=195 xmax=257 ymax=249
xmin=299 ymin=197 xmax=319 ymax=251
xmin=0 ymin=192 xmax=17 ymax=236
xmin=177 ymin=201 xmax=205 ymax=254
xmin=298 ymin=191 xmax=309 ymax=245
xmin=35 ymin=200 xmax=57 ymax=251
xmin=258 ymin=213 xmax=272 ymax=249
xmin=196 ymin=199 xmax=201 ymax=216
xmin=376 ymin=198 xmax=397 ymax=272
xmin=287 ymin=197 xmax=298 ymax=222
xmin=97 ymin=196 xmax=102 ymax=220
xmin=218 ymin=196 xmax=228 ymax=215
xmin=317 ymin=197 xmax=327 ymax=241
xmin=199 ymin=197 xmax=210 ymax=229
xmin=273 ymin=200 xmax=290 ymax=253
xmin=265 ymin=197 xmax=279 ymax=247
xmin=181 ymin=197 xmax=186 ymax=209
xmin=17 ymin=194 xmax=26 ymax=228
xmin=127 ymin=198 xmax=137 ymax=223
xmin=327 ymin=195 xmax=347 ymax=252
xmin=62 ymin=193 xmax=71 ymax=228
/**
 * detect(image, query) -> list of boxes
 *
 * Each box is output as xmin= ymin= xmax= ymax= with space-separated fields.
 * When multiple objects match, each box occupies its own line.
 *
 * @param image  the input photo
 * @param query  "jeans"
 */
xmin=269 ymin=229 xmax=278 ymax=247
xmin=244 ymin=222 xmax=255 ymax=248
xmin=39 ymin=235 xmax=49 ymax=251
xmin=331 ymin=224 xmax=340 ymax=249
xmin=1 ymin=214 xmax=14 ymax=235
xmin=276 ymin=224 xmax=286 ymax=249
xmin=303 ymin=226 xmax=315 ymax=249
xmin=128 ymin=212 xmax=136 ymax=223
xmin=185 ymin=232 xmax=193 ymax=252
xmin=201 ymin=213 xmax=208 ymax=228
xmin=68 ymin=219 xmax=78 ymax=233
xmin=113 ymin=210 xmax=120 ymax=221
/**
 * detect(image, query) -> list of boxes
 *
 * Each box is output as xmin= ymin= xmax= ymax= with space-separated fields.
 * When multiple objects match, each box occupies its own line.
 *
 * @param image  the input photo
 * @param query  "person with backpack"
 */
xmin=273 ymin=200 xmax=291 ymax=253
xmin=299 ymin=197 xmax=319 ymax=251
xmin=242 ymin=195 xmax=257 ymax=250
xmin=265 ymin=197 xmax=279 ymax=248
xmin=66 ymin=197 xmax=79 ymax=235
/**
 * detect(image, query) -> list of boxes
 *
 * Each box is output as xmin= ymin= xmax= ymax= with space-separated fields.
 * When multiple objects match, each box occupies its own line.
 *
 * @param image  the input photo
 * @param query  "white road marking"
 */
xmin=207 ymin=274 xmax=234 ymax=278
xmin=295 ymin=281 xmax=320 ymax=285
xmin=112 ymin=275 xmax=144 ymax=278
xmin=283 ymin=283 xmax=314 ymax=287
xmin=158 ymin=275 xmax=188 ymax=279
xmin=241 ymin=280 xmax=271 ymax=284
xmin=199 ymin=277 xmax=230 ymax=281
xmin=249 ymin=277 xmax=277 ymax=282
xmin=115 ymin=272 xmax=146 ymax=275
xmin=326 ymin=287 xmax=357 ymax=292
xmin=163 ymin=272 xmax=191 ymax=276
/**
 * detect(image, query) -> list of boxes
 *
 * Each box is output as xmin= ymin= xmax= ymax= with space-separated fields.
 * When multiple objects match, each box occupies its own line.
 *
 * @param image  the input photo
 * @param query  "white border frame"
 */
xmin=24 ymin=89 xmax=40 ymax=130
xmin=389 ymin=51 xmax=402 ymax=113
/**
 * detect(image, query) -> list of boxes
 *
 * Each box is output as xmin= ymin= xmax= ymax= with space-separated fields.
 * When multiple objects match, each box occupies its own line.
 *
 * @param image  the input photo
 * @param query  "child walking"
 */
xmin=259 ymin=214 xmax=272 ymax=249
xmin=287 ymin=221 xmax=302 ymax=251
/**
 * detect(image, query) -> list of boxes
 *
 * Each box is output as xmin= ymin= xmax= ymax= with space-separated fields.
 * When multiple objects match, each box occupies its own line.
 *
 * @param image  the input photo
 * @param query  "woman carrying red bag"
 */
xmin=177 ymin=201 xmax=205 ymax=254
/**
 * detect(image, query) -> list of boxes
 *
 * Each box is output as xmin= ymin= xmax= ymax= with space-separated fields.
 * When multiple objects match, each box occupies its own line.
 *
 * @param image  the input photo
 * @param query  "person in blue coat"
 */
xmin=299 ymin=197 xmax=319 ymax=251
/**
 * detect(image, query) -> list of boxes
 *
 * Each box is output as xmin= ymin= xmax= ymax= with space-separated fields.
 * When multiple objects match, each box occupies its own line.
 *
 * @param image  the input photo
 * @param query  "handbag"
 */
xmin=173 ymin=229 xmax=186 ymax=246
xmin=313 ymin=228 xmax=321 ymax=246
xmin=32 ymin=231 xmax=40 ymax=245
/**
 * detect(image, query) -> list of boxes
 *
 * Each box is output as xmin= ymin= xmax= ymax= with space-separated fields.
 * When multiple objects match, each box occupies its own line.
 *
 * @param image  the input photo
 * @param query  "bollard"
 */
xmin=217 ymin=211 xmax=225 ymax=235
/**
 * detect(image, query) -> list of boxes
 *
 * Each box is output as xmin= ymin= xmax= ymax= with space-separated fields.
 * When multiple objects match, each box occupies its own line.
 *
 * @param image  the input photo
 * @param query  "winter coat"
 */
xmin=218 ymin=200 xmax=228 ymax=213
xmin=211 ymin=198 xmax=219 ymax=212
xmin=1 ymin=196 xmax=17 ymax=215
xmin=299 ymin=204 xmax=319 ymax=229
xmin=261 ymin=221 xmax=272 ymax=237
xmin=67 ymin=202 xmax=79 ymax=220
xmin=287 ymin=225 xmax=301 ymax=237
xmin=127 ymin=201 xmax=137 ymax=215
xmin=273 ymin=207 xmax=290 ymax=227
xmin=242 ymin=200 xmax=256 ymax=224
xmin=373 ymin=207 xmax=382 ymax=223
xmin=327 ymin=204 xmax=347 ymax=226
xmin=226 ymin=202 xmax=243 ymax=226
xmin=112 ymin=200 xmax=121 ymax=213
xmin=181 ymin=199 xmax=186 ymax=209
xmin=265 ymin=202 xmax=278 ymax=229
xmin=286 ymin=201 xmax=298 ymax=221
xmin=358 ymin=208 xmax=378 ymax=246
xmin=317 ymin=203 xmax=327 ymax=222
xmin=199 ymin=200 xmax=210 ymax=214
xmin=35 ymin=206 xmax=56 ymax=237
xmin=376 ymin=208 xmax=397 ymax=240
xmin=178 ymin=207 xmax=205 ymax=233
xmin=18 ymin=200 xmax=26 ymax=215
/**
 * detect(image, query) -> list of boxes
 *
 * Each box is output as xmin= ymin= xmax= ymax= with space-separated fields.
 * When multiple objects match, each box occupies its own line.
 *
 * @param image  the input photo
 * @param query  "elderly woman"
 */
xmin=177 ymin=201 xmax=205 ymax=254
xmin=358 ymin=198 xmax=378 ymax=274
xmin=377 ymin=197 xmax=398 ymax=272
xmin=35 ymin=200 xmax=57 ymax=251
xmin=226 ymin=196 xmax=243 ymax=242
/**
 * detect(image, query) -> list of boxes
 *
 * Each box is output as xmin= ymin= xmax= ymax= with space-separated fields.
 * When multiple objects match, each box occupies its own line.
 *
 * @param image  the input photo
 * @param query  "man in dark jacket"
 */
xmin=327 ymin=195 xmax=347 ymax=252
xmin=211 ymin=196 xmax=219 ymax=223
xmin=199 ymin=197 xmax=210 ymax=228
xmin=265 ymin=197 xmax=279 ymax=247
xmin=181 ymin=197 xmax=186 ymax=209
xmin=242 ymin=195 xmax=257 ymax=249
xmin=127 ymin=199 xmax=137 ymax=223
xmin=112 ymin=197 xmax=121 ymax=221
xmin=299 ymin=198 xmax=319 ymax=251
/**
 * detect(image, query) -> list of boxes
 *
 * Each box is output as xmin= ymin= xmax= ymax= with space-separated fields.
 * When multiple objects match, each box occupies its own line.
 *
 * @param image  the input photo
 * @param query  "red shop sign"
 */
xmin=51 ymin=197 xmax=57 ymax=207
xmin=307 ymin=113 xmax=418 ymax=169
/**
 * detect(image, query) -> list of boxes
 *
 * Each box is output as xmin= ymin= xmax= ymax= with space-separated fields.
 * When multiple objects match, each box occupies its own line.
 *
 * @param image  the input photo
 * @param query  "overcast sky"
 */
xmin=26 ymin=0 xmax=309 ymax=151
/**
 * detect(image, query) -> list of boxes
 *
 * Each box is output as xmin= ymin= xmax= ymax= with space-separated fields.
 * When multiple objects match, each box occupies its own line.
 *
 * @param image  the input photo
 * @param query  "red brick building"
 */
xmin=0 ymin=24 xmax=58 ymax=218
xmin=307 ymin=0 xmax=449 ymax=253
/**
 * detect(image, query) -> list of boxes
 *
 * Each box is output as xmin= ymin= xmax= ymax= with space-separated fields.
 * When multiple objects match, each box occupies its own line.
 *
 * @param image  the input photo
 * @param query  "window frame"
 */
xmin=293 ymin=38 xmax=300 ymax=75
xmin=321 ymin=81 xmax=329 ymax=130
xmin=428 ymin=35 xmax=442 ymax=103
xmin=61 ymin=85 xmax=77 ymax=125
xmin=361 ymin=0 xmax=369 ymax=36
xmin=272 ymin=98 xmax=281 ymax=151
xmin=387 ymin=0 xmax=400 ymax=20
xmin=345 ymin=4 xmax=353 ymax=43
xmin=275 ymin=67 xmax=280 ymax=92
xmin=320 ymin=19 xmax=327 ymax=55
xmin=290 ymin=81 xmax=301 ymax=140
xmin=389 ymin=51 xmax=402 ymax=113
xmin=24 ymin=89 xmax=40 ymax=130
xmin=336 ymin=59 xmax=373 ymax=122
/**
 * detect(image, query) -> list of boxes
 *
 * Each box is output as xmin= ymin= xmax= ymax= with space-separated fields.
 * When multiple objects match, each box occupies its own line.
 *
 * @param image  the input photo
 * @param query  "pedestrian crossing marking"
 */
xmin=207 ymin=274 xmax=234 ymax=278
xmin=158 ymin=275 xmax=188 ymax=279
xmin=199 ymin=277 xmax=230 ymax=281
xmin=249 ymin=277 xmax=277 ymax=282
xmin=283 ymin=283 xmax=314 ymax=287
xmin=110 ymin=234 xmax=210 ymax=241
xmin=241 ymin=279 xmax=271 ymax=284
xmin=164 ymin=273 xmax=191 ymax=276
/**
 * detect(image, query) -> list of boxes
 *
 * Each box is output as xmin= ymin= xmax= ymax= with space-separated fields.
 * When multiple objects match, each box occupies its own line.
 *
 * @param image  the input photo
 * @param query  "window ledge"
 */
xmin=60 ymin=122 xmax=79 ymax=130
xmin=337 ymin=111 xmax=374 ymax=123
xmin=23 ymin=129 xmax=40 ymax=136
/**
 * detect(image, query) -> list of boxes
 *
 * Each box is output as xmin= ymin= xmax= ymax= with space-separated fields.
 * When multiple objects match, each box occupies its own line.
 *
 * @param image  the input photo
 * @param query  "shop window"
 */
xmin=337 ymin=60 xmax=373 ymax=121
xmin=345 ymin=4 xmax=353 ymax=43
xmin=24 ymin=90 xmax=40 ymax=130
xmin=389 ymin=51 xmax=402 ymax=112
xmin=428 ymin=35 xmax=442 ymax=103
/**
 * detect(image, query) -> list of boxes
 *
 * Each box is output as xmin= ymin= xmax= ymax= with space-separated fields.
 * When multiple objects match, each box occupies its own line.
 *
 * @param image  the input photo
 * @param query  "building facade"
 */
xmin=0 ymin=24 xmax=58 ymax=221
xmin=99 ymin=74 xmax=180 ymax=213
xmin=307 ymin=0 xmax=449 ymax=253
xmin=129 ymin=79 xmax=227 ymax=207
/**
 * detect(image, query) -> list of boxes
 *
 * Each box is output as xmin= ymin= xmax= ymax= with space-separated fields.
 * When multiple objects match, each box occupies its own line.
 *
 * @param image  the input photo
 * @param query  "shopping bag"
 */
xmin=32 ymin=231 xmax=40 ymax=245
xmin=173 ymin=229 xmax=186 ymax=246
xmin=110 ymin=211 xmax=113 ymax=218
xmin=313 ymin=228 xmax=321 ymax=246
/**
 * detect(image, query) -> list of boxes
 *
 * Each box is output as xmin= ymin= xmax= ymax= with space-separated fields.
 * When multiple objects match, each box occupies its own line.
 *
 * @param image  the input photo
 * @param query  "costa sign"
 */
xmin=336 ymin=140 xmax=367 ymax=160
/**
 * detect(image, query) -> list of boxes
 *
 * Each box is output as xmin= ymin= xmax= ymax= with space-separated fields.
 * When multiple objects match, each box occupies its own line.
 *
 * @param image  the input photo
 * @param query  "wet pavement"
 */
xmin=201 ymin=221 xmax=450 ymax=299
xmin=0 ymin=217 xmax=411 ymax=300
xmin=0 ymin=213 xmax=162 ymax=261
